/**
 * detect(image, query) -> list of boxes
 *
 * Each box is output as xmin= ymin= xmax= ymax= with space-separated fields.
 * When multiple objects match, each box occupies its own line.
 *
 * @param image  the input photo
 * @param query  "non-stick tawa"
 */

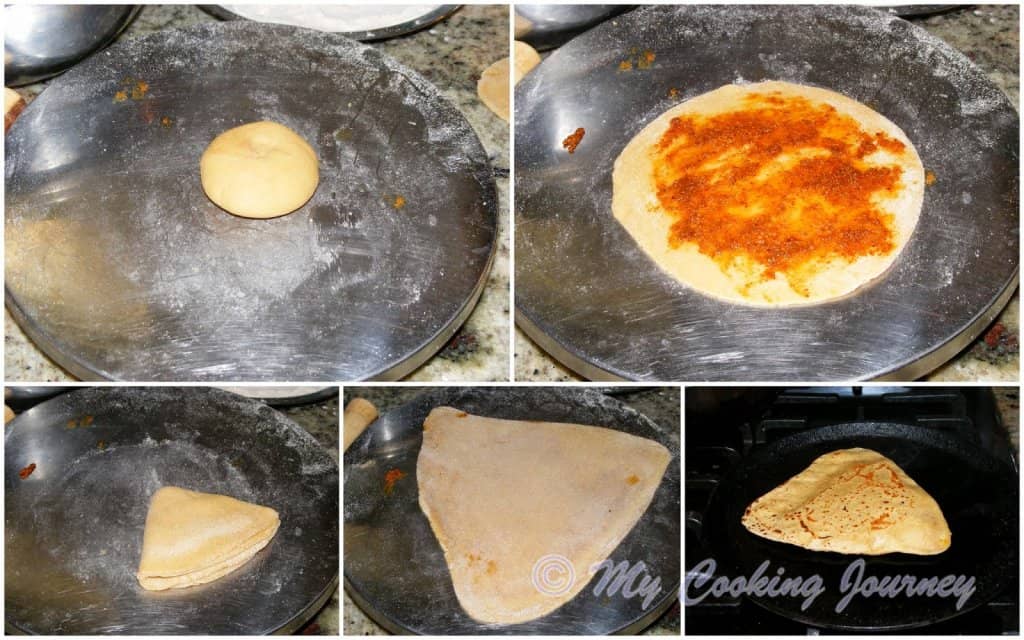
xmin=5 ymin=387 xmax=339 ymax=634
xmin=5 ymin=21 xmax=497 ymax=381
xmin=343 ymin=387 xmax=680 ymax=634
xmin=699 ymin=423 xmax=1018 ymax=630
xmin=515 ymin=5 xmax=1018 ymax=381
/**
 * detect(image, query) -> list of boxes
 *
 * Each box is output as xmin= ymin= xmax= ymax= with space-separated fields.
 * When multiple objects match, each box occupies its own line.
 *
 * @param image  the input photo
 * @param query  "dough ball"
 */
xmin=200 ymin=121 xmax=319 ymax=218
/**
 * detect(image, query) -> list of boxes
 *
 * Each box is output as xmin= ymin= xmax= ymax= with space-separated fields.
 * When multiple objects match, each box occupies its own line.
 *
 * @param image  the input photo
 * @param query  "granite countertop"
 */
xmin=515 ymin=4 xmax=1020 ymax=382
xmin=342 ymin=386 xmax=681 ymax=635
xmin=5 ymin=4 xmax=510 ymax=382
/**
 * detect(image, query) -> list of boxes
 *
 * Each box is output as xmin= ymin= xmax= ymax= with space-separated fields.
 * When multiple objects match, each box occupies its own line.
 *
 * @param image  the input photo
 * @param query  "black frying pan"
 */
xmin=697 ymin=422 xmax=1018 ymax=631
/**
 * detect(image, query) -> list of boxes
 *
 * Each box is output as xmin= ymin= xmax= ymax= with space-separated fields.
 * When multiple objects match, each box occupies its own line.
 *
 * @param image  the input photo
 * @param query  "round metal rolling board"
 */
xmin=344 ymin=387 xmax=680 ymax=634
xmin=5 ymin=387 xmax=339 ymax=634
xmin=5 ymin=20 xmax=497 ymax=381
xmin=514 ymin=5 xmax=1018 ymax=381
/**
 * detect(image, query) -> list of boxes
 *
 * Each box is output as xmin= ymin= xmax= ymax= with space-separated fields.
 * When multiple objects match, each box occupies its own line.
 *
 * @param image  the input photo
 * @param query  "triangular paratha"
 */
xmin=416 ymin=407 xmax=671 ymax=624
xmin=136 ymin=486 xmax=280 ymax=591
xmin=742 ymin=448 xmax=951 ymax=555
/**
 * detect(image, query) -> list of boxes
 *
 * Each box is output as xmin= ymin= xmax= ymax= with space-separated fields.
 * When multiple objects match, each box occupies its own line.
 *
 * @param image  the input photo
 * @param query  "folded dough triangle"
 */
xmin=742 ymin=448 xmax=951 ymax=555
xmin=417 ymin=407 xmax=671 ymax=624
xmin=136 ymin=486 xmax=280 ymax=591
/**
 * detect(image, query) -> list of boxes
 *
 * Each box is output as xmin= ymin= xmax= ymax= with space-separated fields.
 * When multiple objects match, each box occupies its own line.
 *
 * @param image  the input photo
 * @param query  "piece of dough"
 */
xmin=136 ymin=486 xmax=280 ymax=591
xmin=5 ymin=87 xmax=26 ymax=133
xmin=612 ymin=81 xmax=925 ymax=306
xmin=742 ymin=448 xmax=951 ymax=555
xmin=417 ymin=407 xmax=671 ymax=624
xmin=512 ymin=40 xmax=541 ymax=84
xmin=478 ymin=58 xmax=511 ymax=122
xmin=478 ymin=41 xmax=540 ymax=123
xmin=200 ymin=121 xmax=319 ymax=218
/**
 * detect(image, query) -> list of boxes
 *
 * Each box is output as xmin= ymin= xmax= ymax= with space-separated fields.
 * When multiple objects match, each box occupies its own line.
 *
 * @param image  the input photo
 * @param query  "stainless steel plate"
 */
xmin=5 ymin=21 xmax=497 ymax=381
xmin=3 ymin=4 xmax=141 ymax=86
xmin=201 ymin=5 xmax=462 ymax=42
xmin=343 ymin=387 xmax=680 ymax=634
xmin=5 ymin=386 xmax=339 ymax=634
xmin=515 ymin=5 xmax=1018 ymax=381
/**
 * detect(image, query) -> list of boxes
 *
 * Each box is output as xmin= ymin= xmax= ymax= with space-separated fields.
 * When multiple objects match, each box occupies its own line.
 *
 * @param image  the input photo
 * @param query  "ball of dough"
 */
xmin=200 ymin=121 xmax=319 ymax=218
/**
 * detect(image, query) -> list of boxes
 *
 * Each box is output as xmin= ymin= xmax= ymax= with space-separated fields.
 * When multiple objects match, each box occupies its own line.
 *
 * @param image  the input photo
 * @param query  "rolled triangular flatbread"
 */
xmin=417 ymin=407 xmax=671 ymax=624
xmin=136 ymin=486 xmax=280 ymax=591
xmin=742 ymin=448 xmax=951 ymax=555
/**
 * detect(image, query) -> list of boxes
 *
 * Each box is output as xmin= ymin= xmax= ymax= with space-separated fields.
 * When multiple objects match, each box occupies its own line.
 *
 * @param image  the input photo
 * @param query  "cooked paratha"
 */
xmin=417 ymin=407 xmax=671 ymax=624
xmin=612 ymin=81 xmax=925 ymax=306
xmin=742 ymin=448 xmax=950 ymax=555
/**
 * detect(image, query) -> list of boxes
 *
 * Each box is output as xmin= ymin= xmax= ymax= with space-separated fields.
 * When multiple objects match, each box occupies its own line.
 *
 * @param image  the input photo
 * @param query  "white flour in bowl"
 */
xmin=223 ymin=5 xmax=444 ymax=33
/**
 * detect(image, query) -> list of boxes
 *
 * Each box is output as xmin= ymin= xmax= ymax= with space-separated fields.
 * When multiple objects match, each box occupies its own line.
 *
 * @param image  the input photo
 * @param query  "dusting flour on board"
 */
xmin=224 ymin=5 xmax=443 ymax=32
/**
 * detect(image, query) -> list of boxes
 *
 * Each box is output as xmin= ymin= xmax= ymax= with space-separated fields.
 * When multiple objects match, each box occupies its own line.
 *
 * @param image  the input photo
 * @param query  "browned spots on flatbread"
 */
xmin=627 ymin=474 xmax=640 ymax=485
xmin=742 ymin=448 xmax=950 ymax=555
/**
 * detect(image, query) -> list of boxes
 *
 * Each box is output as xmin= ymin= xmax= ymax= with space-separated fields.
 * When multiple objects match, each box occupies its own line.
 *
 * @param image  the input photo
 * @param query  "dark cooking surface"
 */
xmin=685 ymin=387 xmax=1019 ymax=633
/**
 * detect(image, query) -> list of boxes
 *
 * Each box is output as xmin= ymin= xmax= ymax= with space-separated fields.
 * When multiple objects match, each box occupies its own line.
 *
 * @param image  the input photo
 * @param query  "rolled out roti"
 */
xmin=416 ymin=407 xmax=671 ymax=624
xmin=612 ymin=81 xmax=925 ymax=306
xmin=136 ymin=486 xmax=280 ymax=591
xmin=742 ymin=448 xmax=951 ymax=555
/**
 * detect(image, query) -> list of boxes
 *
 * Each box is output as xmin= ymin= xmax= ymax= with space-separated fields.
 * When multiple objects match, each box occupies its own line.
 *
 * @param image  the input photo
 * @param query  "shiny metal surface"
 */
xmin=5 ymin=387 xmax=339 ymax=634
xmin=5 ymin=21 xmax=497 ymax=382
xmin=515 ymin=5 xmax=1019 ymax=382
xmin=201 ymin=4 xmax=462 ymax=42
xmin=343 ymin=387 xmax=680 ymax=634
xmin=514 ymin=5 xmax=631 ymax=51
xmin=216 ymin=386 xmax=338 ymax=406
xmin=883 ymin=5 xmax=966 ymax=17
xmin=4 ymin=5 xmax=140 ymax=87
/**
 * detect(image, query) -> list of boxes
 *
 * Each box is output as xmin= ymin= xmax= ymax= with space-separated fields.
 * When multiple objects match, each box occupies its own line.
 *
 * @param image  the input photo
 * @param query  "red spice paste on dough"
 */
xmin=652 ymin=91 xmax=908 ymax=293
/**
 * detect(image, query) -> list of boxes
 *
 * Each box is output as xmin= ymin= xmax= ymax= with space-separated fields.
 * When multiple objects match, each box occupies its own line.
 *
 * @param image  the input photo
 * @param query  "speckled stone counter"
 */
xmin=4 ymin=4 xmax=510 ymax=382
xmin=515 ymin=4 xmax=1020 ymax=382
xmin=342 ymin=386 xmax=681 ymax=635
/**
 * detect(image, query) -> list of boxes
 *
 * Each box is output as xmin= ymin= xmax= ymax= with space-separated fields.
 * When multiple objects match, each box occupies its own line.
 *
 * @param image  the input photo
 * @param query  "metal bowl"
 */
xmin=515 ymin=5 xmax=633 ymax=50
xmin=4 ymin=4 xmax=140 ymax=87
xmin=200 ymin=4 xmax=461 ymax=42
